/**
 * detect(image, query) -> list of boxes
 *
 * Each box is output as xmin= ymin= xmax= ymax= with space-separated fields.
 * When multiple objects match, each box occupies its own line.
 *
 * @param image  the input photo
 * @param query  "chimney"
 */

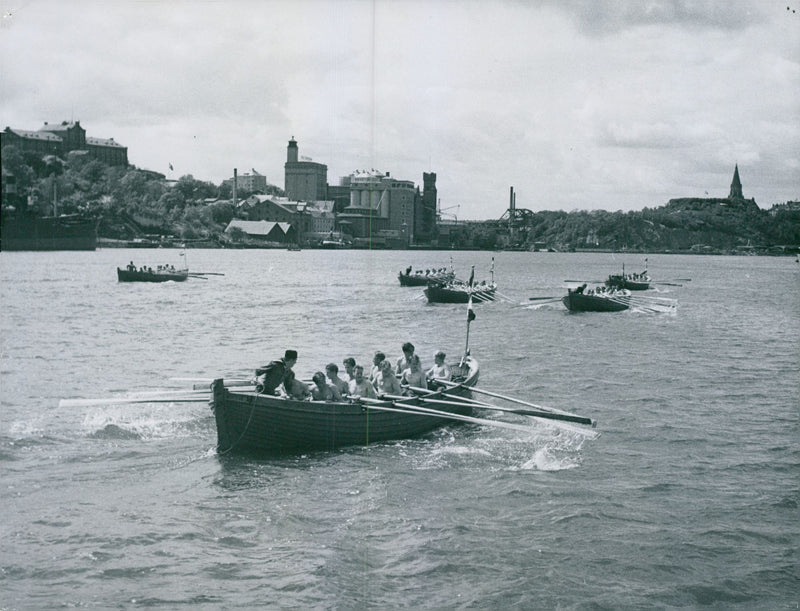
xmin=233 ymin=168 xmax=238 ymax=206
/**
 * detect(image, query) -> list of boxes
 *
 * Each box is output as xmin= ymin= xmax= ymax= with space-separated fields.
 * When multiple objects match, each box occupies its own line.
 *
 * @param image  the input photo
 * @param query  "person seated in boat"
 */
xmin=405 ymin=265 xmax=412 ymax=276
xmin=426 ymin=351 xmax=451 ymax=387
xmin=395 ymin=342 xmax=416 ymax=375
xmin=311 ymin=371 xmax=342 ymax=402
xmin=281 ymin=370 xmax=310 ymax=400
xmin=400 ymin=355 xmax=427 ymax=392
xmin=370 ymin=351 xmax=386 ymax=382
xmin=575 ymin=283 xmax=586 ymax=294
xmin=127 ymin=261 xmax=136 ymax=271
xmin=325 ymin=363 xmax=349 ymax=396
xmin=374 ymin=359 xmax=403 ymax=397
xmin=342 ymin=357 xmax=356 ymax=383
xmin=348 ymin=365 xmax=377 ymax=399
xmin=255 ymin=349 xmax=298 ymax=395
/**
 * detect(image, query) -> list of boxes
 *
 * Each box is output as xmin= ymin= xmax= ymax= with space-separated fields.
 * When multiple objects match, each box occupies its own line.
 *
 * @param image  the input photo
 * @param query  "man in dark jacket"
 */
xmin=255 ymin=349 xmax=298 ymax=395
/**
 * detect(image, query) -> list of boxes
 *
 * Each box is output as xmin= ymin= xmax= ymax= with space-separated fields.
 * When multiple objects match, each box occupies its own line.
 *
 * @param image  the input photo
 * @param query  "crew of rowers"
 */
xmin=255 ymin=343 xmax=453 ymax=402
xmin=619 ymin=271 xmax=648 ymax=280
xmin=587 ymin=285 xmax=630 ymax=296
xmin=573 ymin=283 xmax=630 ymax=297
xmin=403 ymin=266 xmax=450 ymax=277
xmin=125 ymin=261 xmax=179 ymax=273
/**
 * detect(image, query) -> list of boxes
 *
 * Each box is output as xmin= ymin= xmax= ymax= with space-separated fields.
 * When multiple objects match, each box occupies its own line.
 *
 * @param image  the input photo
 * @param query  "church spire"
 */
xmin=729 ymin=164 xmax=743 ymax=200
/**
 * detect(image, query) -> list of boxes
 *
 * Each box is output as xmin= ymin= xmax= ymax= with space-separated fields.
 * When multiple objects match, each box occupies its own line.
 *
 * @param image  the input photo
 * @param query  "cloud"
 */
xmin=1 ymin=0 xmax=798 ymax=216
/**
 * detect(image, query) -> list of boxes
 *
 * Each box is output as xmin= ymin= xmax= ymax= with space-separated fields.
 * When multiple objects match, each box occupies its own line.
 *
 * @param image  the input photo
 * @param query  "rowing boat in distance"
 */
xmin=605 ymin=262 xmax=650 ymax=290
xmin=211 ymin=356 xmax=480 ymax=455
xmin=117 ymin=267 xmax=189 ymax=283
xmin=605 ymin=273 xmax=650 ymax=291
xmin=425 ymin=282 xmax=497 ymax=304
xmin=398 ymin=267 xmax=455 ymax=287
xmin=562 ymin=287 xmax=630 ymax=312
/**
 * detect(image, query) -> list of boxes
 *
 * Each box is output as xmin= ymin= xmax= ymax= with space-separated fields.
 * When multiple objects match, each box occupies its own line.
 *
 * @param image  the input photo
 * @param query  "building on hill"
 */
xmin=284 ymin=138 xmax=327 ymax=201
xmin=222 ymin=169 xmax=268 ymax=193
xmin=1 ymin=121 xmax=128 ymax=167
xmin=729 ymin=164 xmax=744 ymax=200
xmin=667 ymin=164 xmax=758 ymax=210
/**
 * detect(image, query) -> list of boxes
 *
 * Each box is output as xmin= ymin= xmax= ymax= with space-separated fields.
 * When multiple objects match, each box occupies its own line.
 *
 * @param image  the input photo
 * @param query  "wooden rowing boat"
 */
xmin=424 ymin=283 xmax=496 ymax=304
xmin=398 ymin=269 xmax=455 ymax=286
xmin=117 ymin=267 xmax=189 ymax=283
xmin=211 ymin=356 xmax=479 ymax=455
xmin=562 ymin=288 xmax=630 ymax=312
xmin=604 ymin=273 xmax=650 ymax=291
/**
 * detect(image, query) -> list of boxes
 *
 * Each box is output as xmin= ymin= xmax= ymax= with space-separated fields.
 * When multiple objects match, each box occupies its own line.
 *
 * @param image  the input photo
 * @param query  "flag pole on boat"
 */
xmin=463 ymin=274 xmax=476 ymax=366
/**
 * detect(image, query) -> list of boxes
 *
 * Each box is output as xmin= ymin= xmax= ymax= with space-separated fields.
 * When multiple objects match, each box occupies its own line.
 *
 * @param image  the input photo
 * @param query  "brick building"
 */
xmin=1 ymin=121 xmax=128 ymax=167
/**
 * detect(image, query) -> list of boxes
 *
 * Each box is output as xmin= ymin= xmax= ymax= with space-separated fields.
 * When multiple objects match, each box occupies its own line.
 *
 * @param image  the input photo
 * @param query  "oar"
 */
xmin=191 ymin=379 xmax=253 ymax=390
xmin=493 ymin=291 xmax=516 ymax=303
xmin=188 ymin=272 xmax=225 ymax=276
xmin=358 ymin=397 xmax=544 ymax=435
xmin=436 ymin=380 xmax=595 ymax=423
xmin=399 ymin=391 xmax=595 ymax=425
xmin=529 ymin=296 xmax=557 ymax=300
xmin=59 ymin=396 xmax=210 ymax=407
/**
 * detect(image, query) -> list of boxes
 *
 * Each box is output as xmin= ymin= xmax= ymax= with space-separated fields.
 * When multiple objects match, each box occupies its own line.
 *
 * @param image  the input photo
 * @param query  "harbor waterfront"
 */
xmin=1 ymin=249 xmax=797 ymax=608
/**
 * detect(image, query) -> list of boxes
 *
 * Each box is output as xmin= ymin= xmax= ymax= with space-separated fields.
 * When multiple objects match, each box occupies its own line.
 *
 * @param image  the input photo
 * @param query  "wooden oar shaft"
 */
xmin=437 ymin=380 xmax=593 ymax=422
xmin=59 ymin=397 xmax=210 ymax=407
xmin=404 ymin=393 xmax=594 ymax=425
xmin=358 ymin=397 xmax=540 ymax=434
xmin=192 ymin=380 xmax=253 ymax=390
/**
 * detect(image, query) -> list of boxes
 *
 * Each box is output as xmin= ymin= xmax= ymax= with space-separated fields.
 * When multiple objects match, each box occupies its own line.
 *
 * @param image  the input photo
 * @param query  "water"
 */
xmin=1 ymin=250 xmax=797 ymax=609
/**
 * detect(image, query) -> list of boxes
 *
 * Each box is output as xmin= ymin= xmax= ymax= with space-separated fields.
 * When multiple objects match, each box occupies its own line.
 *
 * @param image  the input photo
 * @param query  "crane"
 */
xmin=437 ymin=201 xmax=460 ymax=223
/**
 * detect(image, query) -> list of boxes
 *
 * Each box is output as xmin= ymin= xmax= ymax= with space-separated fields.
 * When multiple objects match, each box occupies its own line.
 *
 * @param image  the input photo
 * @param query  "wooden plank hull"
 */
xmin=117 ymin=268 xmax=189 ymax=282
xmin=562 ymin=292 xmax=629 ymax=312
xmin=398 ymin=272 xmax=454 ymax=286
xmin=424 ymin=285 xmax=496 ymax=303
xmin=212 ymin=357 xmax=479 ymax=455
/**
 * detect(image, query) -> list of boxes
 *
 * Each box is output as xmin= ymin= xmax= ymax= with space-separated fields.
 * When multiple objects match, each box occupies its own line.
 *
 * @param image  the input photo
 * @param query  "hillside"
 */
xmin=2 ymin=144 xmax=798 ymax=253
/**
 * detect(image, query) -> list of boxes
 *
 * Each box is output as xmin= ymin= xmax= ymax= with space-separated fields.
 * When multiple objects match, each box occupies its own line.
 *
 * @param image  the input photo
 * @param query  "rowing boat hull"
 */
xmin=424 ymin=285 xmax=496 ymax=303
xmin=398 ymin=272 xmax=454 ymax=286
xmin=117 ymin=268 xmax=189 ymax=282
xmin=211 ymin=357 xmax=479 ymax=455
xmin=562 ymin=292 xmax=629 ymax=312
xmin=605 ymin=275 xmax=650 ymax=290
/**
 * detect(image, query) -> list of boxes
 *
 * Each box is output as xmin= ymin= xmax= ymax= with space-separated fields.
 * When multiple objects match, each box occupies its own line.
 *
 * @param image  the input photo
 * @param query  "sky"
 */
xmin=1 ymin=0 xmax=798 ymax=220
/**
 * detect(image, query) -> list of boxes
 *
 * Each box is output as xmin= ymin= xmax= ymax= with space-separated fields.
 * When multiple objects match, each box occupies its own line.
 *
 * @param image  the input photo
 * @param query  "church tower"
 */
xmin=729 ymin=164 xmax=743 ymax=200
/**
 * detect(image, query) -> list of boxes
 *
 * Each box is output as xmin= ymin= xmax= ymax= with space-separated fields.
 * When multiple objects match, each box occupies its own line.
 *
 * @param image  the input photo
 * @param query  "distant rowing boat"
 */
xmin=117 ymin=267 xmax=189 ymax=283
xmin=562 ymin=287 xmax=630 ymax=312
xmin=605 ymin=261 xmax=650 ymax=290
xmin=425 ymin=282 xmax=497 ymax=304
xmin=398 ymin=268 xmax=455 ymax=286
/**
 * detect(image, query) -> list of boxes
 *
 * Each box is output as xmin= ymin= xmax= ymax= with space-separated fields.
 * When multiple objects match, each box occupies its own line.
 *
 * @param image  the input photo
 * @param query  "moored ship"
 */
xmin=1 ymin=212 xmax=98 ymax=251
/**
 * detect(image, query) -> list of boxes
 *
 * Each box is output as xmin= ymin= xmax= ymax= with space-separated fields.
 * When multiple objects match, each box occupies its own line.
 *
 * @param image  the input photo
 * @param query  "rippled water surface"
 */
xmin=1 ymin=250 xmax=797 ymax=609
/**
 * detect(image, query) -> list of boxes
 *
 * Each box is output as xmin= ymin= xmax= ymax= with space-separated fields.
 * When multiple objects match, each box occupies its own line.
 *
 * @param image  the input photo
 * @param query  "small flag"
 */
xmin=169 ymin=163 xmax=174 ymax=171
xmin=468 ymin=266 xmax=474 ymax=287
xmin=467 ymin=295 xmax=476 ymax=321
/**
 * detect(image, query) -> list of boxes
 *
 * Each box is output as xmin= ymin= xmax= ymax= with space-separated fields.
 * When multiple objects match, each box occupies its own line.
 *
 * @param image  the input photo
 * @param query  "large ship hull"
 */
xmin=1 ymin=215 xmax=97 ymax=251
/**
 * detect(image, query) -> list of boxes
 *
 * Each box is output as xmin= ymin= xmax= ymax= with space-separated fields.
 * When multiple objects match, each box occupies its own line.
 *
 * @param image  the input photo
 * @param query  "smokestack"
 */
xmin=509 ymin=186 xmax=515 ymax=211
xmin=233 ymin=168 xmax=238 ymax=206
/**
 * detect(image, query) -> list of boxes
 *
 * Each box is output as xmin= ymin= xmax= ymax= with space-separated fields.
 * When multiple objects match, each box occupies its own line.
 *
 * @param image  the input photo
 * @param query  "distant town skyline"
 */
xmin=1 ymin=1 xmax=798 ymax=219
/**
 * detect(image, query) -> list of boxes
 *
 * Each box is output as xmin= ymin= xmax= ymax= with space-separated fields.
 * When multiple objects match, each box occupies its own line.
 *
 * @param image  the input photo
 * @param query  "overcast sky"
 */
xmin=1 ymin=0 xmax=798 ymax=219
